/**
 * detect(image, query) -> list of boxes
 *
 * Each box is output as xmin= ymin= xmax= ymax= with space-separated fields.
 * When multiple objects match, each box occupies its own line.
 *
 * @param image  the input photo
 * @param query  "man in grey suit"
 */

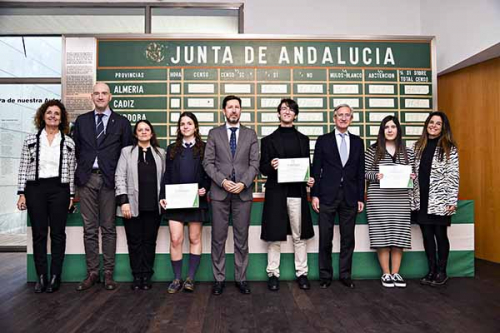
xmin=203 ymin=95 xmax=259 ymax=295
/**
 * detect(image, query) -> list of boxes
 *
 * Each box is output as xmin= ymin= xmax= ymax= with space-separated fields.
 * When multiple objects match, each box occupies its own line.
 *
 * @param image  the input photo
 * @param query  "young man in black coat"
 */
xmin=260 ymin=98 xmax=315 ymax=291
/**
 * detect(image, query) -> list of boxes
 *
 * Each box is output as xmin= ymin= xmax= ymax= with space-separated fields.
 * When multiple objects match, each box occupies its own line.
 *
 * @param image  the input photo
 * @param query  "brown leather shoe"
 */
xmin=76 ymin=272 xmax=99 ymax=291
xmin=104 ymin=271 xmax=117 ymax=290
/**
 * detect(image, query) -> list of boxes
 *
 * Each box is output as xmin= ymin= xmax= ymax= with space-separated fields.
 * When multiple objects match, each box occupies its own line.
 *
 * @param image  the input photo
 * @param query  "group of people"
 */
xmin=17 ymin=82 xmax=459 ymax=295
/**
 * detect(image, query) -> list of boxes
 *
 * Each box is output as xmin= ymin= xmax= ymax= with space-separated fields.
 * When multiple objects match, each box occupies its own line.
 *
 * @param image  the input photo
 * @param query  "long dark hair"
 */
xmin=132 ymin=120 xmax=161 ymax=155
xmin=415 ymin=111 xmax=457 ymax=161
xmin=34 ymin=99 xmax=70 ymax=134
xmin=169 ymin=112 xmax=204 ymax=160
xmin=373 ymin=115 xmax=408 ymax=165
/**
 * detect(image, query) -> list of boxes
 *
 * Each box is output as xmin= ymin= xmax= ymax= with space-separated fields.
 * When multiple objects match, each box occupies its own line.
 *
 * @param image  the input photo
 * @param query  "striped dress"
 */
xmin=365 ymin=145 xmax=415 ymax=249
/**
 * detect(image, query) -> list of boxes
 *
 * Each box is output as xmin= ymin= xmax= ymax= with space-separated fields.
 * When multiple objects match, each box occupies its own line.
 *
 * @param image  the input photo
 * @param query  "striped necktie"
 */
xmin=96 ymin=113 xmax=105 ymax=146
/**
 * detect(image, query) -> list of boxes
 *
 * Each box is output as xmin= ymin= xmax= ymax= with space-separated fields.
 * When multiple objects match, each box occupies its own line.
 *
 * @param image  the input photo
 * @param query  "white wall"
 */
xmin=3 ymin=0 xmax=500 ymax=73
xmin=420 ymin=0 xmax=500 ymax=73
xmin=243 ymin=0 xmax=421 ymax=36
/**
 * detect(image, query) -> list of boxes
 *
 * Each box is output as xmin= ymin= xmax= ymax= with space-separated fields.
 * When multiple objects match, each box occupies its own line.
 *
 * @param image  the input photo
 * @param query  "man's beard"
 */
xmin=226 ymin=115 xmax=239 ymax=124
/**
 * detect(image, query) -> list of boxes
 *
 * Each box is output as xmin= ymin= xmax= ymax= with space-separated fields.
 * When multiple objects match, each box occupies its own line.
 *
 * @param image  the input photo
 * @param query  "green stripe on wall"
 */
xmin=27 ymin=251 xmax=474 ymax=282
xmin=28 ymin=200 xmax=474 ymax=227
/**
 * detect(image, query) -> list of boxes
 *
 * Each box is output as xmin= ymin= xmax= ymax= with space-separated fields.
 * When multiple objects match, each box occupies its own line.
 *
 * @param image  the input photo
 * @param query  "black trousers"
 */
xmin=318 ymin=188 xmax=357 ymax=280
xmin=419 ymin=224 xmax=450 ymax=272
xmin=123 ymin=211 xmax=161 ymax=278
xmin=25 ymin=178 xmax=70 ymax=276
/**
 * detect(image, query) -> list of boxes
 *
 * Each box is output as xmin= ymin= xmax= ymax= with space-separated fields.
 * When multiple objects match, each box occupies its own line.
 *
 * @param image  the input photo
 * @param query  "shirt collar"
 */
xmin=226 ymin=123 xmax=240 ymax=130
xmin=183 ymin=139 xmax=195 ymax=147
xmin=94 ymin=108 xmax=112 ymax=118
xmin=335 ymin=128 xmax=349 ymax=137
xmin=41 ymin=128 xmax=61 ymax=139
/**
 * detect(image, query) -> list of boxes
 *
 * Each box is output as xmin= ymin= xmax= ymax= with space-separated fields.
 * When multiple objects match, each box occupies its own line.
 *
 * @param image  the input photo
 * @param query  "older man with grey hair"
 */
xmin=311 ymin=104 xmax=365 ymax=289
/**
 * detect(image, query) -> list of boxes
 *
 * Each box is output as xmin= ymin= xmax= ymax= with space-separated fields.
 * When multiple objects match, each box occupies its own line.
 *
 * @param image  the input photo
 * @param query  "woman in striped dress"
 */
xmin=365 ymin=116 xmax=415 ymax=288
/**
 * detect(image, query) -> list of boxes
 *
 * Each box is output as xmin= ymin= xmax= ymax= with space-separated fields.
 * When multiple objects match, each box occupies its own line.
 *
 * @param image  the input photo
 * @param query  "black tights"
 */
xmin=419 ymin=224 xmax=450 ymax=270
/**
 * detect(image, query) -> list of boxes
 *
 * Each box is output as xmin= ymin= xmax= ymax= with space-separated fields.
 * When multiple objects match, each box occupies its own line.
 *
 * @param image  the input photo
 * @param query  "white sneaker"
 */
xmin=392 ymin=273 xmax=407 ymax=288
xmin=381 ymin=274 xmax=394 ymax=288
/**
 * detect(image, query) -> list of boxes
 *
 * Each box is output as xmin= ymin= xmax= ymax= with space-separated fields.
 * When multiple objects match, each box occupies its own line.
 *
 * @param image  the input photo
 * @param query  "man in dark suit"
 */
xmin=203 ymin=95 xmax=259 ymax=295
xmin=260 ymin=98 xmax=315 ymax=291
xmin=73 ymin=82 xmax=133 ymax=291
xmin=311 ymin=104 xmax=365 ymax=289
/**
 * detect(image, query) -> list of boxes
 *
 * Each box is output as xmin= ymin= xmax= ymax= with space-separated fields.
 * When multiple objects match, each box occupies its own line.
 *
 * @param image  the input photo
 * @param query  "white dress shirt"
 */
xmin=39 ymin=129 xmax=61 ymax=178
xmin=334 ymin=128 xmax=350 ymax=159
xmin=225 ymin=122 xmax=240 ymax=142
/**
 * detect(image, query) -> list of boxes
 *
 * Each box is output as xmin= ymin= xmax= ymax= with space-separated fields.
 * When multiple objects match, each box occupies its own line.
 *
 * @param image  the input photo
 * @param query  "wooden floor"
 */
xmin=0 ymin=253 xmax=499 ymax=333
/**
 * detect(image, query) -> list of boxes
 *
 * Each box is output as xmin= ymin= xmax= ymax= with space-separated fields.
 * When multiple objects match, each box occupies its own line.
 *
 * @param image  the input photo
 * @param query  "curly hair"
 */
xmin=34 ymin=99 xmax=70 ymax=134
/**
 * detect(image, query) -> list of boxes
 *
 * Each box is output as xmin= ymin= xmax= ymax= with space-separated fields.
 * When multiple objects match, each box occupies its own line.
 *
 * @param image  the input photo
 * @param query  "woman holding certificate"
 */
xmin=413 ymin=111 xmax=459 ymax=286
xmin=365 ymin=116 xmax=415 ymax=288
xmin=115 ymin=120 xmax=166 ymax=291
xmin=160 ymin=112 xmax=210 ymax=293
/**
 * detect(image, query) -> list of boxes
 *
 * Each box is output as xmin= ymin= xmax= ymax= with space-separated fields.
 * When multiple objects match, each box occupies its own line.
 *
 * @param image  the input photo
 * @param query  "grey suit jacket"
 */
xmin=203 ymin=124 xmax=259 ymax=201
xmin=115 ymin=145 xmax=166 ymax=217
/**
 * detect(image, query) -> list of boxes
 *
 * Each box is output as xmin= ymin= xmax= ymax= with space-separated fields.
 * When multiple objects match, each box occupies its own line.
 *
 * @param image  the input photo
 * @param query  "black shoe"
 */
xmin=34 ymin=274 xmax=48 ymax=293
xmin=235 ymin=281 xmax=251 ymax=294
xmin=431 ymin=273 xmax=449 ymax=286
xmin=420 ymin=272 xmax=435 ymax=285
xmin=131 ymin=276 xmax=141 ymax=291
xmin=319 ymin=279 xmax=331 ymax=289
xmin=141 ymin=276 xmax=152 ymax=290
xmin=268 ymin=276 xmax=279 ymax=291
xmin=297 ymin=275 xmax=310 ymax=290
xmin=340 ymin=278 xmax=355 ymax=289
xmin=45 ymin=275 xmax=61 ymax=293
xmin=212 ymin=281 xmax=225 ymax=295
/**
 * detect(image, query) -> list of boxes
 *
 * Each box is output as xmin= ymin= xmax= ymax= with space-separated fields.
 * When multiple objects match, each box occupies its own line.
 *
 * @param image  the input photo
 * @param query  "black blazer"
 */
xmin=73 ymin=110 xmax=133 ymax=189
xmin=311 ymin=130 xmax=365 ymax=206
xmin=160 ymin=142 xmax=211 ymax=209
xmin=259 ymin=127 xmax=314 ymax=241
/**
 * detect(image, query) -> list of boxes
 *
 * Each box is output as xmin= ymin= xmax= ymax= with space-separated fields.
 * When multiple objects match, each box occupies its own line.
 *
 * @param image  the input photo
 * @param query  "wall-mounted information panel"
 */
xmin=63 ymin=36 xmax=435 ymax=192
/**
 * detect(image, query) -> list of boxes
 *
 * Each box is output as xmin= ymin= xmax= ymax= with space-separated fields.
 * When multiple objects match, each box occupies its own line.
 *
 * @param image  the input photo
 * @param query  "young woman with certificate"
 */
xmin=160 ymin=112 xmax=211 ymax=293
xmin=365 ymin=116 xmax=415 ymax=288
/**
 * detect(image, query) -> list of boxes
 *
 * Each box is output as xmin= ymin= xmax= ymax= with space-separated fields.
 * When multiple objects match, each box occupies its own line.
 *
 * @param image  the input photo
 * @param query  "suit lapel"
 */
xmin=87 ymin=112 xmax=98 ymax=147
xmin=345 ymin=131 xmax=355 ymax=166
xmin=234 ymin=125 xmax=246 ymax=160
xmin=330 ymin=132 xmax=343 ymax=166
xmin=218 ymin=126 xmax=233 ymax=160
xmin=102 ymin=112 xmax=117 ymax=145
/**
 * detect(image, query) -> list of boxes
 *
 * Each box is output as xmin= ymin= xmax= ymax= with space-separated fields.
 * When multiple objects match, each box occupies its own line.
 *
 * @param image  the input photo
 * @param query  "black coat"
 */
xmin=310 ymin=131 xmax=365 ymax=206
xmin=259 ymin=127 xmax=314 ymax=242
xmin=160 ymin=142 xmax=211 ymax=209
xmin=73 ymin=110 xmax=133 ymax=189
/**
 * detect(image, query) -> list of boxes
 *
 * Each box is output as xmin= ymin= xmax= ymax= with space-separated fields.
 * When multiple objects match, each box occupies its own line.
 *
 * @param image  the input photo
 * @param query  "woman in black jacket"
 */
xmin=17 ymin=99 xmax=75 ymax=293
xmin=160 ymin=112 xmax=210 ymax=293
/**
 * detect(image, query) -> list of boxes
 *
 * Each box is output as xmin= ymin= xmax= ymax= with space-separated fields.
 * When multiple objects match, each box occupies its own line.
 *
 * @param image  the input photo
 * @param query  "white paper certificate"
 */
xmin=379 ymin=165 xmax=413 ymax=189
xmin=277 ymin=158 xmax=310 ymax=183
xmin=164 ymin=183 xmax=199 ymax=209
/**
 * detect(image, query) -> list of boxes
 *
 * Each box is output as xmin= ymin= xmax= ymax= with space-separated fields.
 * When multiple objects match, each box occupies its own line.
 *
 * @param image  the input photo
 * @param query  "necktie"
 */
xmin=229 ymin=128 xmax=237 ymax=157
xmin=229 ymin=128 xmax=238 ymax=181
xmin=339 ymin=132 xmax=348 ymax=166
xmin=96 ymin=113 xmax=105 ymax=146
xmin=185 ymin=142 xmax=192 ymax=148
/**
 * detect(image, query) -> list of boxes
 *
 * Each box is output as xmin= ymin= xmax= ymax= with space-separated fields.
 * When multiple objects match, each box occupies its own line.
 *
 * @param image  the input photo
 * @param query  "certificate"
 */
xmin=164 ymin=183 xmax=199 ymax=209
xmin=277 ymin=158 xmax=310 ymax=183
xmin=379 ymin=165 xmax=413 ymax=189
